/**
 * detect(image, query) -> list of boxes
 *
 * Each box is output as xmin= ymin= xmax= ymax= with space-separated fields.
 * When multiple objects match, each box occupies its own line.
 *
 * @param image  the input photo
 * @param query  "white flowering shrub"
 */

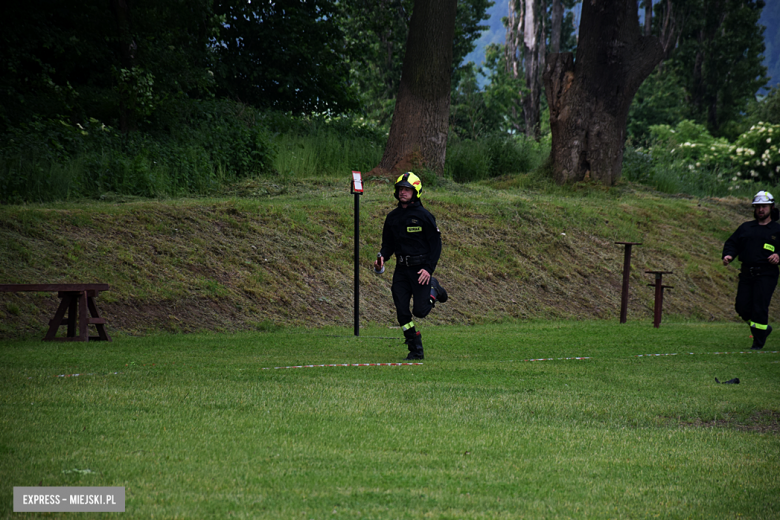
xmin=643 ymin=120 xmax=780 ymax=193
xmin=732 ymin=122 xmax=780 ymax=182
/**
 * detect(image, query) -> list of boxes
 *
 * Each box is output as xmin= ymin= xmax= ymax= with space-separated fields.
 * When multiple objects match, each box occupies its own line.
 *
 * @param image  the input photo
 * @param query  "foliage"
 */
xmin=731 ymin=121 xmax=780 ymax=183
xmin=450 ymin=44 xmax=525 ymax=139
xmin=445 ymin=133 xmax=548 ymax=181
xmin=625 ymin=119 xmax=780 ymax=197
xmin=627 ymin=69 xmax=689 ymax=146
xmin=0 ymin=0 xmax=219 ymax=132
xmin=264 ymin=113 xmax=386 ymax=178
xmin=634 ymin=0 xmax=768 ymax=140
xmin=743 ymin=85 xmax=780 ymax=128
xmin=213 ymin=0 xmax=358 ymax=113
xmin=0 ymin=99 xmax=276 ymax=203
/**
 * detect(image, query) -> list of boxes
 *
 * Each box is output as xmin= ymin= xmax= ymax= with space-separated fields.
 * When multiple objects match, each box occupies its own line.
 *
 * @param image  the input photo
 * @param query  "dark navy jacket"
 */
xmin=723 ymin=219 xmax=780 ymax=275
xmin=379 ymin=200 xmax=442 ymax=275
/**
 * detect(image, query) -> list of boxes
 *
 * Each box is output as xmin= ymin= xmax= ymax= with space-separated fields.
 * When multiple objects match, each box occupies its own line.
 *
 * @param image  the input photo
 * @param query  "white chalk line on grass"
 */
xmin=26 ymin=372 xmax=124 ymax=380
xmin=516 ymin=357 xmax=592 ymax=362
xmin=39 ymin=363 xmax=423 ymax=378
xmin=261 ymin=362 xmax=423 ymax=370
xmin=636 ymin=351 xmax=779 ymax=357
xmin=30 ymin=350 xmax=780 ymax=378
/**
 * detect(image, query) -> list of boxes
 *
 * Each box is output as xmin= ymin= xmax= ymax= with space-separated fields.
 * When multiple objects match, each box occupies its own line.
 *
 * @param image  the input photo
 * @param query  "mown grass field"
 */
xmin=2 ymin=321 xmax=778 ymax=518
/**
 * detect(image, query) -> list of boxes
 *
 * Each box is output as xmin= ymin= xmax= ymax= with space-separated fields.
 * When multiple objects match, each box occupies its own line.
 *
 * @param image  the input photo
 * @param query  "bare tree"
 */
xmin=543 ymin=0 xmax=664 ymax=185
xmin=504 ymin=0 xmax=523 ymax=133
xmin=376 ymin=0 xmax=458 ymax=175
xmin=506 ymin=0 xmax=545 ymax=140
xmin=550 ymin=0 xmax=563 ymax=53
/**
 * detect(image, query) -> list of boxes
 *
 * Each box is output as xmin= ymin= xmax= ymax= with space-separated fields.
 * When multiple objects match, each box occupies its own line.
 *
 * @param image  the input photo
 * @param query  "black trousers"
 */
xmin=735 ymin=274 xmax=778 ymax=327
xmin=391 ymin=266 xmax=433 ymax=328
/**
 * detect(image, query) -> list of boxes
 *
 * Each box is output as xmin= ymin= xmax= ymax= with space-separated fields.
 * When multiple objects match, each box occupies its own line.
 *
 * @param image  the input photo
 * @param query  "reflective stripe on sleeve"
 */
xmin=765 ymin=243 xmax=776 ymax=252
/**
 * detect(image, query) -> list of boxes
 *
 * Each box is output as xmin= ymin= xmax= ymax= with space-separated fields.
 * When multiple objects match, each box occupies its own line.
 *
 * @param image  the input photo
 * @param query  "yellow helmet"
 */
xmin=394 ymin=172 xmax=423 ymax=200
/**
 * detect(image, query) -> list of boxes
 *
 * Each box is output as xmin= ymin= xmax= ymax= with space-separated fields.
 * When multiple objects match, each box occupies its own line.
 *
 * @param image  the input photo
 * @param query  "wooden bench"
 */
xmin=0 ymin=284 xmax=111 ymax=342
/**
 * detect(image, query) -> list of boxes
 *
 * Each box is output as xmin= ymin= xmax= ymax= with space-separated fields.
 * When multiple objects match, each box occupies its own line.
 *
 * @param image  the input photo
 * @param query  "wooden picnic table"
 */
xmin=0 ymin=284 xmax=111 ymax=342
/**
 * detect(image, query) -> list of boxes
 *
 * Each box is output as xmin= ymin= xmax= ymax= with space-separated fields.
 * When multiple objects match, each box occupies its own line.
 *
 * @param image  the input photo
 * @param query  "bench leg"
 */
xmin=78 ymin=291 xmax=88 ymax=340
xmin=67 ymin=295 xmax=79 ymax=337
xmin=43 ymin=290 xmax=110 ymax=342
xmin=45 ymin=295 xmax=72 ymax=341
xmin=87 ymin=296 xmax=111 ymax=341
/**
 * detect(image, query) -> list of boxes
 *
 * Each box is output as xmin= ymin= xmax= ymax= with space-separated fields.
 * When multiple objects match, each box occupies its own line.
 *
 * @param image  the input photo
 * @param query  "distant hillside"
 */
xmin=762 ymin=0 xmax=780 ymax=89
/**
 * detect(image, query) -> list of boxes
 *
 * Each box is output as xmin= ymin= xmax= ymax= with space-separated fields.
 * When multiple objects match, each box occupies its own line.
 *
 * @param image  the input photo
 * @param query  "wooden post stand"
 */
xmin=615 ymin=242 xmax=642 ymax=323
xmin=645 ymin=272 xmax=673 ymax=328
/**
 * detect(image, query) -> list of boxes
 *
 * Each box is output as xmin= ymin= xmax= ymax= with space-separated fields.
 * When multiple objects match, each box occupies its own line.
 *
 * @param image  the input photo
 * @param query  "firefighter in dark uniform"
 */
xmin=374 ymin=172 xmax=447 ymax=360
xmin=722 ymin=190 xmax=780 ymax=349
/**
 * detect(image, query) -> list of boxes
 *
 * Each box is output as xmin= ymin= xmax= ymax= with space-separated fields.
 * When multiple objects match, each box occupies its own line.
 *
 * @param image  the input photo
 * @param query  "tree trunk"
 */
xmin=505 ymin=0 xmax=524 ymax=134
xmin=543 ymin=0 xmax=664 ymax=185
xmin=644 ymin=0 xmax=652 ymax=36
xmin=378 ymin=0 xmax=458 ymax=176
xmin=550 ymin=0 xmax=563 ymax=53
xmin=522 ymin=0 xmax=541 ymax=140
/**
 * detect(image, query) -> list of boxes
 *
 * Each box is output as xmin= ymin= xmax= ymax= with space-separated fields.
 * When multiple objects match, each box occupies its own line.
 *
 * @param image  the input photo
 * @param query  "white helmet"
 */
xmin=752 ymin=191 xmax=775 ymax=205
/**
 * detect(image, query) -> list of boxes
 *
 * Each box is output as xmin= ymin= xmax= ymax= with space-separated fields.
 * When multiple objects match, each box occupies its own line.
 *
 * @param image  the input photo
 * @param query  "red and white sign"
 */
xmin=352 ymin=171 xmax=363 ymax=193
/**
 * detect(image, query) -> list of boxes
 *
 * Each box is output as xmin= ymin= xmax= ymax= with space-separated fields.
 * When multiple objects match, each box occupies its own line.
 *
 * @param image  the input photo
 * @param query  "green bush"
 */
xmin=445 ymin=134 xmax=548 ymax=182
xmin=629 ymin=119 xmax=780 ymax=197
xmin=446 ymin=139 xmax=492 ymax=182
xmin=259 ymin=112 xmax=386 ymax=179
xmin=0 ymin=99 xmax=277 ymax=203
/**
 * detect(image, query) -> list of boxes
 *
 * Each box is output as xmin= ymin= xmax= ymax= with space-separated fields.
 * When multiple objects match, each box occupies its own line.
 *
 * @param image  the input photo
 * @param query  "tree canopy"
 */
xmin=214 ymin=0 xmax=359 ymax=113
xmin=628 ymin=0 xmax=768 ymax=143
xmin=0 ymin=0 xmax=219 ymax=132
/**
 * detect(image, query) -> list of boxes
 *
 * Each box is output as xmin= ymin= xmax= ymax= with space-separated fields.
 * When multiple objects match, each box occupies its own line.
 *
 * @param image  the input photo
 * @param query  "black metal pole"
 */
xmin=354 ymin=190 xmax=360 ymax=336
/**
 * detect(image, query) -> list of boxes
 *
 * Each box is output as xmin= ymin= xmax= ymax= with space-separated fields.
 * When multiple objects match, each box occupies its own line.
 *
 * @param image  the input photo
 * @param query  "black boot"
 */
xmin=752 ymin=325 xmax=772 ymax=350
xmin=404 ymin=331 xmax=424 ymax=360
xmin=430 ymin=276 xmax=448 ymax=305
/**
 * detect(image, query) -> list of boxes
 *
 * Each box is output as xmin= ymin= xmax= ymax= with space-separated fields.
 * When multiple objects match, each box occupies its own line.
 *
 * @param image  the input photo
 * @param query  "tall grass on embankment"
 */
xmin=1 ymin=321 xmax=778 ymax=518
xmin=0 ymin=176 xmax=770 ymax=339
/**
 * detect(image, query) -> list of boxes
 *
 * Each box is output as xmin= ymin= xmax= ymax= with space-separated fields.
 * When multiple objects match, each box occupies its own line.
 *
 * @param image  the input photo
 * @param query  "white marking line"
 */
xmin=518 ymin=357 xmax=592 ymax=362
xmin=636 ymin=351 xmax=780 ymax=357
xmin=261 ymin=362 xmax=423 ymax=370
xmin=29 ymin=372 xmax=123 ymax=379
xmin=36 ymin=351 xmax=780 ymax=378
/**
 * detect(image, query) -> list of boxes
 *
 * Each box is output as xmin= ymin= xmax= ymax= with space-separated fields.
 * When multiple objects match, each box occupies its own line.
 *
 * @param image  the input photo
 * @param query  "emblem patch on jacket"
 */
xmin=407 ymin=226 xmax=422 ymax=233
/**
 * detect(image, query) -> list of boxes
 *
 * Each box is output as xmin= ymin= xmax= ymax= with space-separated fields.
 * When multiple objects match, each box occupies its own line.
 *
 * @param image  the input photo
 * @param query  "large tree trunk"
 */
xmin=542 ymin=0 xmax=664 ymax=185
xmin=377 ymin=0 xmax=458 ymax=176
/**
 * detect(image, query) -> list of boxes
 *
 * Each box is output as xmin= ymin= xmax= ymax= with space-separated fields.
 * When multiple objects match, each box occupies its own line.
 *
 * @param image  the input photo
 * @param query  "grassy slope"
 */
xmin=0 ymin=177 xmax=769 ymax=339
